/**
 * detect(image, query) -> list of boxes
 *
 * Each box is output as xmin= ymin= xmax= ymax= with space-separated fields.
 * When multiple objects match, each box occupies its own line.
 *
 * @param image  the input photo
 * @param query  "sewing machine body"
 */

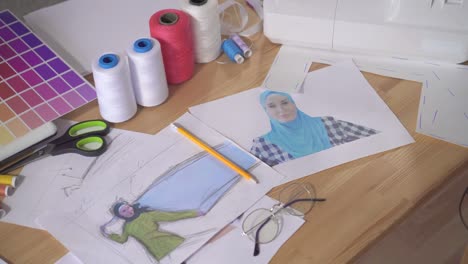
xmin=264 ymin=0 xmax=468 ymax=63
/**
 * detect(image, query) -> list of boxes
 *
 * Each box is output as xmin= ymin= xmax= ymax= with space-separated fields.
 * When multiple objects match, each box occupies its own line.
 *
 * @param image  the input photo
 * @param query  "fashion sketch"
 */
xmin=100 ymin=142 xmax=257 ymax=261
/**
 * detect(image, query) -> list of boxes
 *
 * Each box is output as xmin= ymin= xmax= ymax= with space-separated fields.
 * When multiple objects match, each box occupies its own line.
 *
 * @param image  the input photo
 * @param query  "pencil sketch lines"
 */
xmin=447 ymin=88 xmax=455 ymax=96
xmin=432 ymin=110 xmax=438 ymax=124
xmin=62 ymin=184 xmax=81 ymax=197
xmin=75 ymin=140 xmax=181 ymax=217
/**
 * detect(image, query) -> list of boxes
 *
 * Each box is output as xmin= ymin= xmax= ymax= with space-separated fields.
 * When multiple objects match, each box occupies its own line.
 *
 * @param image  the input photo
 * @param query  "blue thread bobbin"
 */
xmin=222 ymin=39 xmax=244 ymax=64
xmin=133 ymin=38 xmax=154 ymax=53
xmin=99 ymin=54 xmax=119 ymax=69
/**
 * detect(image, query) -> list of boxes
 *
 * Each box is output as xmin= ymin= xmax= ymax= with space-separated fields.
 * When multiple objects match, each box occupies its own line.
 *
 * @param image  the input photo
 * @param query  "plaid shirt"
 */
xmin=250 ymin=116 xmax=379 ymax=166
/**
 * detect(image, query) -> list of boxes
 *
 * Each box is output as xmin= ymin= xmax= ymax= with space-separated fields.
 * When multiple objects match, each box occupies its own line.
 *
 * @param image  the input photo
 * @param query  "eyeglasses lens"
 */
xmin=242 ymin=208 xmax=280 ymax=244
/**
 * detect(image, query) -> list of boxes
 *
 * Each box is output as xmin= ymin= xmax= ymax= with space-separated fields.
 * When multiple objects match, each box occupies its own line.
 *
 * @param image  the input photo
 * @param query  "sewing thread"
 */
xmin=180 ymin=0 xmax=222 ymax=63
xmin=222 ymin=39 xmax=244 ymax=64
xmin=92 ymin=53 xmax=137 ymax=123
xmin=230 ymin=34 xmax=252 ymax=58
xmin=0 ymin=184 xmax=12 ymax=197
xmin=127 ymin=38 xmax=169 ymax=107
xmin=150 ymin=9 xmax=194 ymax=85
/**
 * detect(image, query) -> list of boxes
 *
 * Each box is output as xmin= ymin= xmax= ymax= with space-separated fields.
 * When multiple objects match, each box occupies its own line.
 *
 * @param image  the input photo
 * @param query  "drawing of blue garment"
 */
xmin=260 ymin=90 xmax=332 ymax=158
xmin=136 ymin=142 xmax=256 ymax=214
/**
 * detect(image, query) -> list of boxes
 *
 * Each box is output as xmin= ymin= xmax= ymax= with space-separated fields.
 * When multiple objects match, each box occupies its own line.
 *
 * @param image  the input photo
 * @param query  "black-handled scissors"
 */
xmin=0 ymin=120 xmax=111 ymax=174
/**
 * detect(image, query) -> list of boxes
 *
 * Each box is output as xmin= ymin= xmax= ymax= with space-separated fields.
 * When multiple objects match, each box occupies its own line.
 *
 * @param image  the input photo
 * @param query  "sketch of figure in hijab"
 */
xmin=101 ymin=201 xmax=200 ymax=261
xmin=250 ymin=90 xmax=379 ymax=166
xmin=100 ymin=142 xmax=258 ymax=262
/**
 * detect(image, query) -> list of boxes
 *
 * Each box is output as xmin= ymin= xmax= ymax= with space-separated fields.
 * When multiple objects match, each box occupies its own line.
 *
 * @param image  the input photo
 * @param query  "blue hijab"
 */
xmin=260 ymin=90 xmax=332 ymax=158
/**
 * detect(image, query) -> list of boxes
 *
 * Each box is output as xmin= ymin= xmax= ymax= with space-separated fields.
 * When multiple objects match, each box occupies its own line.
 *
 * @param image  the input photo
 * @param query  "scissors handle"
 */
xmin=50 ymin=120 xmax=111 ymax=146
xmin=51 ymin=136 xmax=107 ymax=157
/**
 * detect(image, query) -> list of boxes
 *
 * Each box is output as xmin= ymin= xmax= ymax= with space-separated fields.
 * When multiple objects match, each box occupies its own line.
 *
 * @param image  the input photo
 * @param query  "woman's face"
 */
xmin=264 ymin=94 xmax=297 ymax=123
xmin=118 ymin=204 xmax=135 ymax=218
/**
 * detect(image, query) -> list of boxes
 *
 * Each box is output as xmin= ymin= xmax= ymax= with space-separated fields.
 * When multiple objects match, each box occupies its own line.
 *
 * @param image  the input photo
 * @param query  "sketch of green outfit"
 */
xmin=101 ymin=142 xmax=257 ymax=262
xmin=109 ymin=210 xmax=198 ymax=261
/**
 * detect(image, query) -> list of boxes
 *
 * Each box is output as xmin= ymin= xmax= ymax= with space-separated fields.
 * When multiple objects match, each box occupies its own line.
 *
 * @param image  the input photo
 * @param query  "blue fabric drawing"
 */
xmin=136 ymin=142 xmax=257 ymax=214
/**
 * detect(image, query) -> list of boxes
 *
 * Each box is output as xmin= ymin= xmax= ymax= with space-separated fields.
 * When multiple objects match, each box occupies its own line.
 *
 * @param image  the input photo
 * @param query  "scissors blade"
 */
xmin=0 ymin=145 xmax=55 ymax=174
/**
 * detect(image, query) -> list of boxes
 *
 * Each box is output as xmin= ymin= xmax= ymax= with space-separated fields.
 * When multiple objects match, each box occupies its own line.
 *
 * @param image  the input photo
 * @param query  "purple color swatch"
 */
xmin=0 ymin=27 xmax=15 ymax=41
xmin=63 ymin=91 xmax=86 ymax=108
xmin=7 ymin=56 xmax=29 ymax=72
xmin=9 ymin=22 xmax=29 ymax=36
xmin=21 ymin=70 xmax=43 ymax=86
xmin=76 ymin=84 xmax=96 ymax=101
xmin=48 ymin=58 xmax=69 ymax=74
xmin=34 ymin=83 xmax=57 ymax=100
xmin=9 ymin=38 xmax=29 ymax=53
xmin=35 ymin=64 xmax=56 ymax=80
xmin=62 ymin=71 xmax=84 ymax=87
xmin=0 ymin=11 xmax=17 ymax=24
xmin=0 ymin=44 xmax=15 ymax=59
xmin=20 ymin=89 xmax=44 ymax=107
xmin=49 ymin=77 xmax=71 ymax=93
xmin=49 ymin=97 xmax=72 ymax=115
xmin=35 ymin=45 xmax=55 ymax=61
xmin=35 ymin=103 xmax=58 ymax=122
xmin=22 ymin=33 xmax=42 ymax=48
xmin=21 ymin=50 xmax=42 ymax=66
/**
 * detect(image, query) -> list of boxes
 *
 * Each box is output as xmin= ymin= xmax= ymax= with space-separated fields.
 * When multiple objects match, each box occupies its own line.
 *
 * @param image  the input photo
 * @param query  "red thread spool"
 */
xmin=150 ymin=9 xmax=194 ymax=85
xmin=0 ymin=184 xmax=13 ymax=197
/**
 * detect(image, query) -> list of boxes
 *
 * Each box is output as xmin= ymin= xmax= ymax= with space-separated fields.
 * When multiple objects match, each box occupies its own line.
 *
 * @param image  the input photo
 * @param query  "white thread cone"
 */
xmin=92 ymin=53 xmax=137 ymax=123
xmin=127 ymin=38 xmax=169 ymax=107
xmin=180 ymin=0 xmax=222 ymax=63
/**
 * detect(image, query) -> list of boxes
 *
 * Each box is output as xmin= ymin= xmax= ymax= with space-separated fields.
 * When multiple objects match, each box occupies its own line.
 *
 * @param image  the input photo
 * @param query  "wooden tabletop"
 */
xmin=0 ymin=32 xmax=467 ymax=264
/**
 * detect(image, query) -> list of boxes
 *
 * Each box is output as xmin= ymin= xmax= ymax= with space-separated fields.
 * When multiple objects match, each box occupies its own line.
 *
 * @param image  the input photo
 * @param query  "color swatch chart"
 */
xmin=0 ymin=10 xmax=96 ymax=146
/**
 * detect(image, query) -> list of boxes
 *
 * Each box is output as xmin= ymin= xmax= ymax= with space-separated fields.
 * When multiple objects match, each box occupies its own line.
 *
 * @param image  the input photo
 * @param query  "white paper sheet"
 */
xmin=55 ymin=252 xmax=84 ymax=264
xmin=24 ymin=0 xmax=179 ymax=74
xmin=262 ymin=46 xmax=312 ymax=93
xmin=187 ymin=196 xmax=305 ymax=264
xmin=190 ymin=61 xmax=414 ymax=181
xmin=305 ymin=49 xmax=468 ymax=147
xmin=37 ymin=113 xmax=285 ymax=264
xmin=1 ymin=119 xmax=157 ymax=228
xmin=416 ymin=72 xmax=468 ymax=147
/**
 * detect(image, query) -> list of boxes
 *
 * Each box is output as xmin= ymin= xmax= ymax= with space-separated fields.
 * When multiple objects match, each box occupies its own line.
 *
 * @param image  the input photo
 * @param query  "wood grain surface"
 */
xmin=1 ymin=32 xmax=467 ymax=264
xmin=354 ymin=161 xmax=468 ymax=264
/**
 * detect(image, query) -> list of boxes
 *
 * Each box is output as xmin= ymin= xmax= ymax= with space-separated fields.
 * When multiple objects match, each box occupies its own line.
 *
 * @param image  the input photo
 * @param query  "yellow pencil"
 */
xmin=172 ymin=123 xmax=259 ymax=184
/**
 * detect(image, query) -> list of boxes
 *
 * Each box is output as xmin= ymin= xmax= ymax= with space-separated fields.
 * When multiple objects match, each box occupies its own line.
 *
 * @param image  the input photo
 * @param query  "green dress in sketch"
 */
xmin=109 ymin=210 xmax=198 ymax=261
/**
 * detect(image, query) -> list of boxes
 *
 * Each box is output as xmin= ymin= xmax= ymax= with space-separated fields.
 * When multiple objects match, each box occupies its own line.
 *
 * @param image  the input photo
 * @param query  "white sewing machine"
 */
xmin=264 ymin=0 xmax=468 ymax=63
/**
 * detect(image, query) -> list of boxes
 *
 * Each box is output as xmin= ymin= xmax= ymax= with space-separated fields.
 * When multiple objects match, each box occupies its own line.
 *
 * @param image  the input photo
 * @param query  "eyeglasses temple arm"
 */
xmin=283 ymin=198 xmax=326 ymax=208
xmin=254 ymin=216 xmax=273 ymax=256
xmin=252 ymin=198 xmax=326 ymax=257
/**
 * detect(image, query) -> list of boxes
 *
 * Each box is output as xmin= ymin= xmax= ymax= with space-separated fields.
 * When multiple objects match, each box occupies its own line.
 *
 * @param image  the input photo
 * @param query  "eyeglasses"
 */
xmin=241 ymin=182 xmax=326 ymax=256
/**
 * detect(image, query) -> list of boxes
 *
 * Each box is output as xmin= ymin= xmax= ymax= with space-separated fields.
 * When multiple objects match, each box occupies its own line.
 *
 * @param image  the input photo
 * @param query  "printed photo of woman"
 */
xmin=250 ymin=90 xmax=379 ymax=166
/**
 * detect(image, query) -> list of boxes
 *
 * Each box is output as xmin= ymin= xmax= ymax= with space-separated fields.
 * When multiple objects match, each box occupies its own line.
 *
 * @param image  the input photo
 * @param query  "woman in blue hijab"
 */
xmin=250 ymin=90 xmax=379 ymax=166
